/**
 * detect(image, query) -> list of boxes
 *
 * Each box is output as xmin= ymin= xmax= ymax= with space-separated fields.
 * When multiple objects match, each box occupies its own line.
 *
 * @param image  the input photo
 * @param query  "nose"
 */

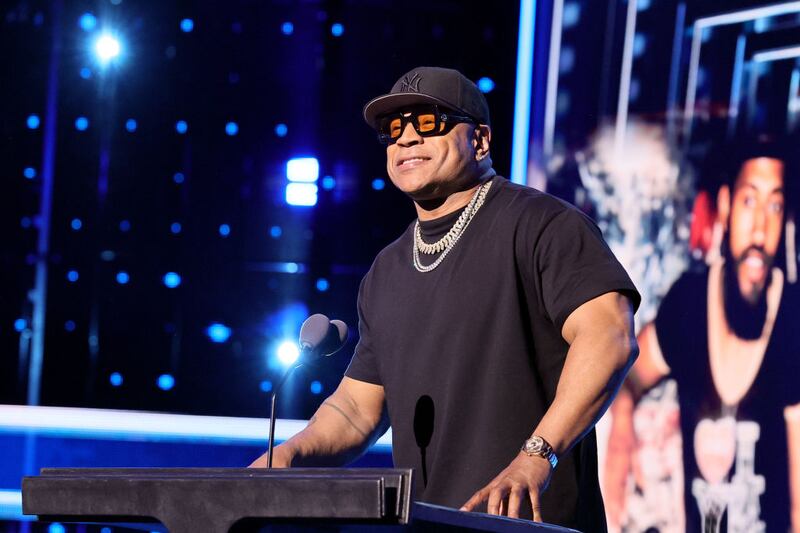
xmin=752 ymin=205 xmax=766 ymax=246
xmin=395 ymin=121 xmax=422 ymax=147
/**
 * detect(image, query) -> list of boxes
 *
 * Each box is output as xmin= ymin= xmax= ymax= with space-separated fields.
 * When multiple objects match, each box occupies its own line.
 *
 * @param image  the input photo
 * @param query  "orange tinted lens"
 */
xmin=389 ymin=118 xmax=403 ymax=138
xmin=417 ymin=113 xmax=437 ymax=133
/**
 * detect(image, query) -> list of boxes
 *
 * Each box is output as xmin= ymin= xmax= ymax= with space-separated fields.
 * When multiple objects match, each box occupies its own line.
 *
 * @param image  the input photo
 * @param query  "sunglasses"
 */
xmin=376 ymin=105 xmax=476 ymax=145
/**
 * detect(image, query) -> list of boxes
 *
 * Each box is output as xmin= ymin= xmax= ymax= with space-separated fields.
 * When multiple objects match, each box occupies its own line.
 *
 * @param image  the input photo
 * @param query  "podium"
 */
xmin=22 ymin=468 xmax=577 ymax=532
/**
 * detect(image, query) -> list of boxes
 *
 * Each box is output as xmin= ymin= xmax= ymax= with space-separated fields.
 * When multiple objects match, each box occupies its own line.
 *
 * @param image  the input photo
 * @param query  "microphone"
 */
xmin=267 ymin=314 xmax=348 ymax=468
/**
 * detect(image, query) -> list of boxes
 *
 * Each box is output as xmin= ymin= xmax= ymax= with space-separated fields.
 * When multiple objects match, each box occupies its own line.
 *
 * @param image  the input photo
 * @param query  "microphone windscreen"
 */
xmin=299 ymin=314 xmax=331 ymax=349
xmin=330 ymin=320 xmax=349 ymax=345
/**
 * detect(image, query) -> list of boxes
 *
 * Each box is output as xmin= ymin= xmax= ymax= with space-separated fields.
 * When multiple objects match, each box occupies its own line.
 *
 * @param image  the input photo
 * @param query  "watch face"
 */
xmin=525 ymin=436 xmax=544 ymax=454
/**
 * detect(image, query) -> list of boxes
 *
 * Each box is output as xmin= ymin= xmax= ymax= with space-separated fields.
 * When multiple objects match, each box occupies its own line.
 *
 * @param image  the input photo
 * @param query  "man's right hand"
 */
xmin=248 ymin=444 xmax=294 ymax=468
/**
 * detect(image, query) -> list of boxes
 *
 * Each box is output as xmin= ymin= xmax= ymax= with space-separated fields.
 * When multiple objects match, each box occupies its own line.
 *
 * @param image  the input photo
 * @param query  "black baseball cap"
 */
xmin=363 ymin=66 xmax=490 ymax=129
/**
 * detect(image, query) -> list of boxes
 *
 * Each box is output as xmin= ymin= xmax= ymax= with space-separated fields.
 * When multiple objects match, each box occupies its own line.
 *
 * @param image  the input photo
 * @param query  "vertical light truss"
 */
xmin=613 ymin=0 xmax=639 ymax=158
xmin=511 ymin=0 xmax=536 ymax=185
xmin=542 ymin=0 xmax=564 ymax=159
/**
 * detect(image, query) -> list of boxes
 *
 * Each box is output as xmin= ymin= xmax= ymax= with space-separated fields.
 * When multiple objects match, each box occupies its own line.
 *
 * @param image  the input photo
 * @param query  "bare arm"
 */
xmin=463 ymin=291 xmax=638 ymax=519
xmin=249 ymin=376 xmax=389 ymax=468
xmin=785 ymin=403 xmax=800 ymax=532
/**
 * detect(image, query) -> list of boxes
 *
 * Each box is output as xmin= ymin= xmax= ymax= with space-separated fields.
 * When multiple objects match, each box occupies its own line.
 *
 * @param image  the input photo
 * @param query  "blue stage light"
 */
xmin=125 ymin=118 xmax=137 ymax=132
xmin=321 ymin=175 xmax=335 ymax=190
xmin=285 ymin=183 xmax=318 ymax=206
xmin=116 ymin=271 xmax=130 ymax=284
xmin=119 ymin=219 xmax=131 ymax=232
xmin=310 ymin=380 xmax=323 ymax=394
xmin=71 ymin=218 xmax=82 ymax=230
xmin=24 ymin=167 xmax=36 ymax=179
xmin=477 ymin=77 xmax=495 ymax=93
xmin=75 ymin=117 xmax=89 ymax=131
xmin=170 ymin=222 xmax=182 ymax=234
xmin=48 ymin=523 xmax=65 ymax=533
xmin=371 ymin=178 xmax=385 ymax=190
xmin=109 ymin=372 xmax=123 ymax=387
xmin=173 ymin=172 xmax=185 ymax=184
xmin=64 ymin=320 xmax=76 ymax=332
xmin=286 ymin=157 xmax=319 ymax=183
xmin=79 ymin=13 xmax=97 ymax=31
xmin=269 ymin=226 xmax=282 ymax=238
xmin=225 ymin=121 xmax=238 ymax=136
xmin=157 ymin=374 xmax=175 ymax=391
xmin=260 ymin=380 xmax=273 ymax=392
xmin=562 ymin=2 xmax=581 ymax=28
xmin=331 ymin=23 xmax=344 ymax=37
xmin=27 ymin=114 xmax=40 ymax=129
xmin=175 ymin=120 xmax=188 ymax=134
xmin=67 ymin=270 xmax=79 ymax=282
xmin=316 ymin=278 xmax=329 ymax=292
xmin=100 ymin=528 xmax=112 ymax=533
xmin=180 ymin=18 xmax=194 ymax=32
xmin=633 ymin=33 xmax=647 ymax=58
xmin=80 ymin=67 xmax=92 ymax=79
xmin=274 ymin=123 xmax=288 ymax=137
xmin=94 ymin=34 xmax=121 ymax=63
xmin=14 ymin=319 xmax=27 ymax=332
xmin=21 ymin=217 xmax=32 ymax=228
xmin=281 ymin=21 xmax=294 ymax=35
xmin=207 ymin=323 xmax=232 ymax=343
xmin=163 ymin=272 xmax=181 ymax=288
xmin=219 ymin=224 xmax=231 ymax=237
xmin=277 ymin=341 xmax=300 ymax=367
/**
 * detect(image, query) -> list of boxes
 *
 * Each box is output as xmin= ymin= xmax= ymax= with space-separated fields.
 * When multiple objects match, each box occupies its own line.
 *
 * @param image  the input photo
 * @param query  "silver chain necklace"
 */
xmin=412 ymin=179 xmax=493 ymax=273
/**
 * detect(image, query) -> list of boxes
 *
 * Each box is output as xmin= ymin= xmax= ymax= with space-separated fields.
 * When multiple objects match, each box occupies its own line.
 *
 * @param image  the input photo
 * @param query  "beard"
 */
xmin=722 ymin=243 xmax=771 ymax=340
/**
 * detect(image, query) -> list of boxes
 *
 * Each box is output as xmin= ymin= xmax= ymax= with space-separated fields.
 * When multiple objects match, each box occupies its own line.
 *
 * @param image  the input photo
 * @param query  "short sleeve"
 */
xmin=653 ymin=270 xmax=706 ymax=376
xmin=344 ymin=273 xmax=383 ymax=385
xmin=535 ymin=208 xmax=640 ymax=332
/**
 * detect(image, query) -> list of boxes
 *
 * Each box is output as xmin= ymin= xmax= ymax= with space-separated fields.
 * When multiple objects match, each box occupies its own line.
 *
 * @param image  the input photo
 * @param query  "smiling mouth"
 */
xmin=397 ymin=156 xmax=429 ymax=167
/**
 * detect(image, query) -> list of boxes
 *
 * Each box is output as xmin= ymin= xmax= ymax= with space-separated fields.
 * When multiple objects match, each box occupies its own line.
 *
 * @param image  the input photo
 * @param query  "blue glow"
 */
xmin=510 ymin=0 xmax=535 ymax=185
xmin=286 ymin=157 xmax=319 ymax=183
xmin=24 ymin=167 xmax=36 ymax=179
xmin=277 ymin=341 xmax=300 ymax=366
xmin=207 ymin=323 xmax=232 ymax=343
xmin=125 ymin=118 xmax=137 ymax=132
xmin=109 ymin=372 xmax=123 ymax=387
xmin=269 ymin=226 xmax=282 ymax=238
xmin=321 ymin=175 xmax=335 ymax=190
xmin=94 ymin=34 xmax=121 ymax=63
xmin=281 ymin=21 xmax=294 ymax=35
xmin=116 ymin=271 xmax=130 ymax=285
xmin=173 ymin=172 xmax=185 ymax=184
xmin=637 ymin=0 xmax=651 ymax=11
xmin=21 ymin=217 xmax=32 ymax=228
xmin=101 ymin=528 xmax=112 ymax=533
xmin=170 ymin=222 xmax=182 ymax=234
xmin=75 ymin=117 xmax=89 ymax=131
xmin=371 ymin=178 xmax=385 ymax=190
xmin=157 ymin=374 xmax=175 ymax=391
xmin=477 ymin=77 xmax=495 ymax=93
xmin=331 ymin=23 xmax=344 ymax=37
xmin=67 ymin=270 xmax=79 ymax=282
xmin=562 ymin=2 xmax=581 ymax=28
xmin=310 ymin=380 xmax=323 ymax=394
xmin=633 ymin=33 xmax=647 ymax=58
xmin=175 ymin=120 xmax=188 ymax=134
xmin=316 ymin=278 xmax=329 ymax=292
xmin=79 ymin=12 xmax=97 ymax=31
xmin=64 ymin=320 xmax=76 ymax=332
xmin=180 ymin=18 xmax=194 ymax=32
xmin=285 ymin=263 xmax=299 ymax=274
xmin=119 ymin=219 xmax=131 ymax=232
xmin=163 ymin=272 xmax=182 ymax=288
xmin=225 ymin=121 xmax=238 ymax=136
xmin=71 ymin=218 xmax=82 ymax=230
xmin=219 ymin=224 xmax=231 ymax=236
xmin=48 ymin=523 xmax=66 ymax=533
xmin=560 ymin=46 xmax=576 ymax=74
xmin=14 ymin=319 xmax=27 ymax=332
xmin=285 ymin=183 xmax=318 ymax=206
xmin=260 ymin=380 xmax=273 ymax=392
xmin=27 ymin=114 xmax=40 ymax=129
xmin=80 ymin=67 xmax=92 ymax=79
xmin=274 ymin=123 xmax=288 ymax=137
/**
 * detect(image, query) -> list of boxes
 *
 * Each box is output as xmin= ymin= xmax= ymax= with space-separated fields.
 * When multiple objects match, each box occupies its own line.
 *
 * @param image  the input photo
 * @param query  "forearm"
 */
xmin=536 ymin=311 xmax=638 ymax=456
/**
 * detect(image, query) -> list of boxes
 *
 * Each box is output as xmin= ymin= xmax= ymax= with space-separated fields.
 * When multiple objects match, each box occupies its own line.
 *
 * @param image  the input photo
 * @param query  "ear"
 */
xmin=473 ymin=125 xmax=492 ymax=160
xmin=717 ymin=184 xmax=731 ymax=230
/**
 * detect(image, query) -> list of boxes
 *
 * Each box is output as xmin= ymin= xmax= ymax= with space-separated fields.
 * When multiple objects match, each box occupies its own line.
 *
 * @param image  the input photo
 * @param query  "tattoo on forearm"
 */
xmin=321 ymin=400 xmax=368 ymax=438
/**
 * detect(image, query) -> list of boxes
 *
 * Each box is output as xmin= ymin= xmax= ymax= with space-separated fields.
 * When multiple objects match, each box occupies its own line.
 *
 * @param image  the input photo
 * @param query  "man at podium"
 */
xmin=251 ymin=66 xmax=640 ymax=532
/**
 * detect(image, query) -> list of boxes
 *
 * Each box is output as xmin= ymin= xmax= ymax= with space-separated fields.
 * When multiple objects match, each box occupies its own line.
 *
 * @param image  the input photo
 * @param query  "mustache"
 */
xmin=735 ymin=245 xmax=771 ymax=265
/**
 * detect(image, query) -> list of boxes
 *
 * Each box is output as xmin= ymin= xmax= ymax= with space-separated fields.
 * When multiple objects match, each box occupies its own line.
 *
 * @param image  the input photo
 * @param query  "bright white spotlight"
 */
xmin=276 ymin=341 xmax=300 ymax=366
xmin=95 ymin=34 xmax=121 ymax=63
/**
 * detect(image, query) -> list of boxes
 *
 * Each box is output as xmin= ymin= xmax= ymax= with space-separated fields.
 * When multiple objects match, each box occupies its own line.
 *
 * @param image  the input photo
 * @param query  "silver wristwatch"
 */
xmin=521 ymin=435 xmax=558 ymax=469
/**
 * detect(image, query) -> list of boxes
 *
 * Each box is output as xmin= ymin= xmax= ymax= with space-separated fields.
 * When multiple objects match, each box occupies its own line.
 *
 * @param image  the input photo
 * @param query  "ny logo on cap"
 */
xmin=400 ymin=72 xmax=421 ymax=93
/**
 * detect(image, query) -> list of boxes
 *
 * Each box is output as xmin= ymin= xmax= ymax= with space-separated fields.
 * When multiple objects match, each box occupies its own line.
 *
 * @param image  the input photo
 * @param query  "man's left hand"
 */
xmin=460 ymin=452 xmax=552 ymax=520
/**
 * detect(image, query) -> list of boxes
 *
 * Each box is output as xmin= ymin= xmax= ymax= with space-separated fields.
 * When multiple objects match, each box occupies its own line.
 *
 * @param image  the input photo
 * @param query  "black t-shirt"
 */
xmin=345 ymin=176 xmax=640 ymax=531
xmin=656 ymin=267 xmax=800 ymax=532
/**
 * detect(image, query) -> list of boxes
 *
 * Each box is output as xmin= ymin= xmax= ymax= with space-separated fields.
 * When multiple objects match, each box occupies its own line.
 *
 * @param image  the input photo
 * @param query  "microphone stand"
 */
xmin=267 ymin=359 xmax=304 ymax=469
